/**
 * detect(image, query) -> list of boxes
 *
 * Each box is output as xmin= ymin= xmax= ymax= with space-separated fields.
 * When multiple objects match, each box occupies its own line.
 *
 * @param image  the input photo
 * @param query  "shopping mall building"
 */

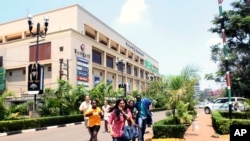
xmin=0 ymin=4 xmax=161 ymax=98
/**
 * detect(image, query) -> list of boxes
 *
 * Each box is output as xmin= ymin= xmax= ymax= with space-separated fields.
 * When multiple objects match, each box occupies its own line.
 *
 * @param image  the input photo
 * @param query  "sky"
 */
xmin=0 ymin=0 xmax=238 ymax=90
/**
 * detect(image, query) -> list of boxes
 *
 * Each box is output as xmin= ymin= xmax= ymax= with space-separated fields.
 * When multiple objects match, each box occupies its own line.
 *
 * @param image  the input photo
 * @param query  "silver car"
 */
xmin=218 ymin=102 xmax=245 ymax=112
xmin=204 ymin=97 xmax=245 ymax=114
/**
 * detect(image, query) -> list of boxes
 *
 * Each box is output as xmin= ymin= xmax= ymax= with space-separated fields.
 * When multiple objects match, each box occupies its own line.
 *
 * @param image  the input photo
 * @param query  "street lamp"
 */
xmin=27 ymin=14 xmax=49 ymax=111
xmin=147 ymin=74 xmax=155 ymax=81
xmin=116 ymin=58 xmax=127 ymax=97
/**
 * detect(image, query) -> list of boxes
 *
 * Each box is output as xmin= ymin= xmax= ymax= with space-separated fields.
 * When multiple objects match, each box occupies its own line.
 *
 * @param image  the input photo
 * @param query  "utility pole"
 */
xmin=67 ymin=59 xmax=69 ymax=80
xmin=217 ymin=0 xmax=232 ymax=119
xmin=59 ymin=59 xmax=63 ymax=80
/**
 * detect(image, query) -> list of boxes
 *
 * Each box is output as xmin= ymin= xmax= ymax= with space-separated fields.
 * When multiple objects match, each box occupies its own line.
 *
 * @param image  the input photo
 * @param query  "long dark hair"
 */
xmin=113 ymin=98 xmax=128 ymax=121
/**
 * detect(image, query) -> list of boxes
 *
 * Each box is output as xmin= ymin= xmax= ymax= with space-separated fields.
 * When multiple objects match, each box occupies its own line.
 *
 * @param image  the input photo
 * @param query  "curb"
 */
xmin=0 ymin=121 xmax=84 ymax=137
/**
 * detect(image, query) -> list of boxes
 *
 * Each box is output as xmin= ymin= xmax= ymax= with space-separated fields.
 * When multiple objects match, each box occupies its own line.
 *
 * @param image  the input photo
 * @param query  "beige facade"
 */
xmin=0 ymin=4 xmax=160 ymax=97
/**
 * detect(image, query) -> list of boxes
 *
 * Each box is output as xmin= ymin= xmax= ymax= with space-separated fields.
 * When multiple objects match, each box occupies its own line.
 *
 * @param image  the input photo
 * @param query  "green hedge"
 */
xmin=211 ymin=111 xmax=250 ymax=134
xmin=153 ymin=125 xmax=186 ymax=138
xmin=0 ymin=108 xmax=166 ymax=133
xmin=0 ymin=114 xmax=83 ymax=133
xmin=152 ymin=116 xmax=186 ymax=138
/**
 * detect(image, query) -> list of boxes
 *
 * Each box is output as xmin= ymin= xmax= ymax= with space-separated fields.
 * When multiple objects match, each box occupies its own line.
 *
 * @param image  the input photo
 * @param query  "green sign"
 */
xmin=0 ymin=68 xmax=6 ymax=91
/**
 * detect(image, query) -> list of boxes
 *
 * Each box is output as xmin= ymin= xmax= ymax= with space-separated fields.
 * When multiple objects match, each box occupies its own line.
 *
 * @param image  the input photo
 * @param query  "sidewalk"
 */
xmin=145 ymin=109 xmax=230 ymax=141
xmin=184 ymin=108 xmax=229 ymax=141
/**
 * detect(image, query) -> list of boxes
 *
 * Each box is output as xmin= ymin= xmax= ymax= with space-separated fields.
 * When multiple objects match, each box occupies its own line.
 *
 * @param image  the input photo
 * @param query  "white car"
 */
xmin=198 ymin=101 xmax=209 ymax=109
xmin=204 ymin=97 xmax=245 ymax=114
xmin=218 ymin=102 xmax=245 ymax=112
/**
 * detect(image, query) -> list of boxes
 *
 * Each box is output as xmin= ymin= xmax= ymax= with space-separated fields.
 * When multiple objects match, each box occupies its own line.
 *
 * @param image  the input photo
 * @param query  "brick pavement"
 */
xmin=183 ymin=108 xmax=229 ymax=141
xmin=145 ymin=109 xmax=230 ymax=141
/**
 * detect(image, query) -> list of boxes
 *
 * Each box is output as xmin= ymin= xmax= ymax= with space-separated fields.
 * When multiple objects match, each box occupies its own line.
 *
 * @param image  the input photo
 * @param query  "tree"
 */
xmin=166 ymin=65 xmax=200 ymax=124
xmin=89 ymin=81 xmax=118 ymax=107
xmin=0 ymin=90 xmax=15 ymax=120
xmin=208 ymin=1 xmax=250 ymax=97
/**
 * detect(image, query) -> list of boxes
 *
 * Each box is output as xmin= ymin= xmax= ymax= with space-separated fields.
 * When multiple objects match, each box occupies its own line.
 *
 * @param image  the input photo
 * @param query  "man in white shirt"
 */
xmin=79 ymin=95 xmax=92 ymax=128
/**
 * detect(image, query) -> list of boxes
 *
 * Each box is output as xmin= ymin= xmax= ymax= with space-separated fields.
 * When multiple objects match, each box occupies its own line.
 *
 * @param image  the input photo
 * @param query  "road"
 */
xmin=0 ymin=111 xmax=167 ymax=141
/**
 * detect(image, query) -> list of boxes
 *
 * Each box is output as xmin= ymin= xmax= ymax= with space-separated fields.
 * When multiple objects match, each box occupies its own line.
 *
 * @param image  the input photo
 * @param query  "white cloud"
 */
xmin=118 ymin=0 xmax=148 ymax=24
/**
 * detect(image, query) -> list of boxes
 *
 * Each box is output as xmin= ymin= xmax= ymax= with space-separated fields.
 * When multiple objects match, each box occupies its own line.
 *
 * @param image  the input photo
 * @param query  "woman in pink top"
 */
xmin=108 ymin=98 xmax=132 ymax=141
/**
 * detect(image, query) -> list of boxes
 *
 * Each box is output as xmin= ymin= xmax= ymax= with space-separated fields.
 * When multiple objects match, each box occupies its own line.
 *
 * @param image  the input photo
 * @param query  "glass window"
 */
xmin=140 ymin=70 xmax=144 ymax=78
xmin=92 ymin=50 xmax=102 ymax=64
xmin=106 ymin=56 xmax=113 ymax=68
xmin=0 ymin=56 xmax=2 ymax=67
xmin=30 ymin=42 xmax=51 ymax=62
xmin=134 ymin=67 xmax=138 ymax=76
xmin=126 ymin=65 xmax=131 ymax=74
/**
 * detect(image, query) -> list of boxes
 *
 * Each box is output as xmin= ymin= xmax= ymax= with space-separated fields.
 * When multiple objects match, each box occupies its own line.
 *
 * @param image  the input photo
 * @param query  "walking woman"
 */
xmin=127 ymin=100 xmax=138 ymax=141
xmin=84 ymin=99 xmax=103 ymax=141
xmin=102 ymin=100 xmax=111 ymax=133
xmin=108 ymin=98 xmax=132 ymax=141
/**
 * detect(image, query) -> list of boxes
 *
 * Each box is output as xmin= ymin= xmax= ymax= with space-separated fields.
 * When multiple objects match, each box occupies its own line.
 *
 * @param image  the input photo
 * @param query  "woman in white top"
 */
xmin=102 ymin=100 xmax=110 ymax=133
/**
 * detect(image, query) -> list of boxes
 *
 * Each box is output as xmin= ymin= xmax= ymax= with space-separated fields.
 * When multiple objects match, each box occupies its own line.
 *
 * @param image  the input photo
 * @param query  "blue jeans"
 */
xmin=137 ymin=117 xmax=147 ymax=141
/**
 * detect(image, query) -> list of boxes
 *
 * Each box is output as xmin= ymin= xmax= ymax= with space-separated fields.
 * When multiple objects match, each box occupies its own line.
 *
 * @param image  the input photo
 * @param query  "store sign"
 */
xmin=125 ymin=42 xmax=144 ymax=56
xmin=27 ymin=63 xmax=44 ymax=94
xmin=75 ymin=43 xmax=90 ymax=59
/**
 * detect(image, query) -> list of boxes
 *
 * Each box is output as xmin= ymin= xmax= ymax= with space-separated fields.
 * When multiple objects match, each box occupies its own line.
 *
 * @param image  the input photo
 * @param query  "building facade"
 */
xmin=0 ymin=4 xmax=160 ymax=97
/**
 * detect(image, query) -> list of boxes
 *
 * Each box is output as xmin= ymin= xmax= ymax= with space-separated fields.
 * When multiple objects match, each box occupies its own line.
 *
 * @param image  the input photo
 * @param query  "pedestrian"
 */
xmin=102 ymin=100 xmax=111 ymax=133
xmin=79 ymin=95 xmax=92 ymax=140
xmin=127 ymin=99 xmax=138 ymax=141
xmin=84 ymin=99 xmax=103 ymax=141
xmin=134 ymin=95 xmax=153 ymax=141
xmin=108 ymin=98 xmax=132 ymax=141
xmin=234 ymin=100 xmax=240 ymax=112
xmin=128 ymin=100 xmax=138 ymax=123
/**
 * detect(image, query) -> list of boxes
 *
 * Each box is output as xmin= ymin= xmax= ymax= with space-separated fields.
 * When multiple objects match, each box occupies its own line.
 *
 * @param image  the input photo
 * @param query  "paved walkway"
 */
xmin=145 ymin=109 xmax=230 ymax=141
xmin=184 ymin=108 xmax=229 ymax=141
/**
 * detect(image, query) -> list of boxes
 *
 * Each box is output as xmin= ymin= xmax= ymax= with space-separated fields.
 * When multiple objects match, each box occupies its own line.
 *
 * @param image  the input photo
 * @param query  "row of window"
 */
xmin=92 ymin=50 xmax=145 ymax=79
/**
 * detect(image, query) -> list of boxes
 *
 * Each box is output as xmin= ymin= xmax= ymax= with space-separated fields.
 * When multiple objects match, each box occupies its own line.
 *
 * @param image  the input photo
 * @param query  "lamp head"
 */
xmin=27 ymin=14 xmax=33 ymax=21
xmin=27 ymin=14 xmax=33 ymax=32
xmin=44 ymin=16 xmax=49 ymax=26
xmin=44 ymin=16 xmax=49 ymax=34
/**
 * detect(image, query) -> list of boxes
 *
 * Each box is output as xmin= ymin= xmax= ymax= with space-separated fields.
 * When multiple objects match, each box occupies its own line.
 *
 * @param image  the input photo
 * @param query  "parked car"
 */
xmin=204 ymin=97 xmax=245 ymax=114
xmin=218 ymin=102 xmax=245 ymax=112
xmin=198 ymin=101 xmax=209 ymax=109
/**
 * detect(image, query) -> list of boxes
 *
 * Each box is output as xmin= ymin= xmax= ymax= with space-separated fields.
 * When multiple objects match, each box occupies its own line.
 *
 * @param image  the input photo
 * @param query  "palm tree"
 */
xmin=166 ymin=65 xmax=200 ymax=124
xmin=89 ymin=82 xmax=118 ymax=106
xmin=0 ymin=90 xmax=15 ymax=120
xmin=54 ymin=79 xmax=72 ymax=115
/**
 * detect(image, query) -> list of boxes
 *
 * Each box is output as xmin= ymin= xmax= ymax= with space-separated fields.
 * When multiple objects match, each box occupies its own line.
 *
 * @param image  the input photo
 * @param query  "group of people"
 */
xmin=79 ymin=94 xmax=153 ymax=141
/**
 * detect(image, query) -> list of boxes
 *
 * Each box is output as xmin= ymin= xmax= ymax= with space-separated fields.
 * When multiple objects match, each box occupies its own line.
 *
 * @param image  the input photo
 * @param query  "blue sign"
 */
xmin=77 ymin=65 xmax=89 ymax=72
xmin=77 ymin=71 xmax=89 ymax=77
xmin=77 ymin=57 xmax=89 ymax=64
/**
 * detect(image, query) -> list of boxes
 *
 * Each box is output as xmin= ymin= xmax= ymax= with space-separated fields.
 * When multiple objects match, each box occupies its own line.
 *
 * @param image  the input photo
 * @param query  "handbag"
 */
xmin=123 ymin=125 xmax=138 ymax=140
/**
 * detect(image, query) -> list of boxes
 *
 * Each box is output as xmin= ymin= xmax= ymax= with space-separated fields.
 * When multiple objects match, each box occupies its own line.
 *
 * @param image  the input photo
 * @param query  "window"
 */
xmin=59 ymin=46 xmax=64 ymax=52
xmin=106 ymin=56 xmax=113 ymax=68
xmin=48 ymin=66 xmax=52 ymax=72
xmin=126 ymin=65 xmax=131 ymax=74
xmin=23 ymin=69 xmax=26 ymax=75
xmin=9 ymin=72 xmax=12 ymax=76
xmin=134 ymin=67 xmax=138 ymax=76
xmin=92 ymin=50 xmax=102 ymax=64
xmin=0 ymin=56 xmax=2 ymax=67
xmin=30 ymin=42 xmax=51 ymax=62
xmin=140 ymin=70 xmax=144 ymax=78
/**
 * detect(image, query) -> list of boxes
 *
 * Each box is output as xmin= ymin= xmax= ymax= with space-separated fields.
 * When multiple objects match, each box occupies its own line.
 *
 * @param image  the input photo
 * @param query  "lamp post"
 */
xmin=116 ymin=58 xmax=127 ymax=97
xmin=217 ymin=0 xmax=232 ymax=119
xmin=27 ymin=14 xmax=49 ymax=111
